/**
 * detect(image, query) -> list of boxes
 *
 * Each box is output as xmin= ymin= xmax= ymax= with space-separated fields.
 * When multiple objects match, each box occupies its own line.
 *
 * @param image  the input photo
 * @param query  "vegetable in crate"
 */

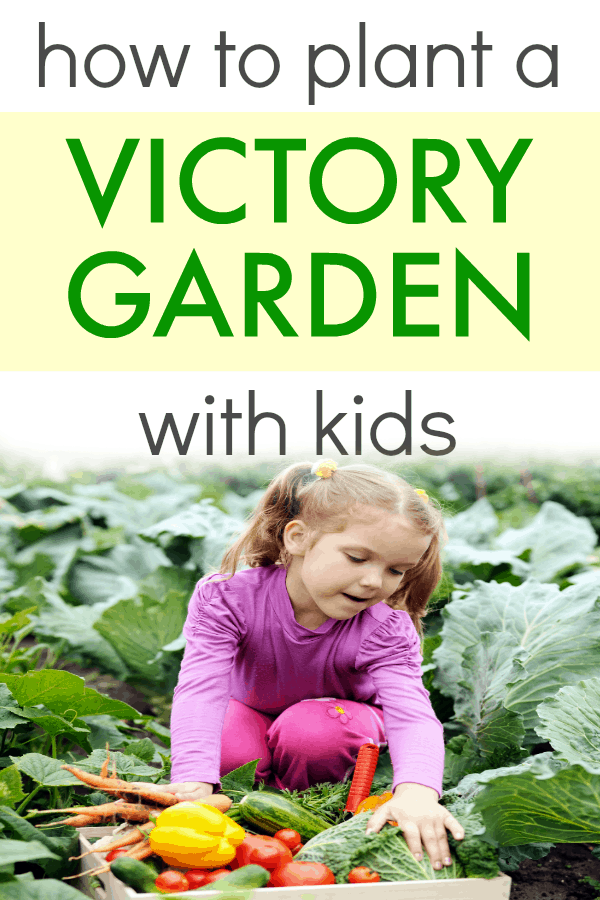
xmin=234 ymin=834 xmax=293 ymax=870
xmin=196 ymin=865 xmax=271 ymax=891
xmin=155 ymin=870 xmax=190 ymax=893
xmin=110 ymin=857 xmax=161 ymax=894
xmin=268 ymin=861 xmax=336 ymax=886
xmin=348 ymin=866 xmax=381 ymax=883
xmin=295 ymin=811 xmax=464 ymax=882
xmin=238 ymin=791 xmax=331 ymax=841
xmin=149 ymin=801 xmax=245 ymax=868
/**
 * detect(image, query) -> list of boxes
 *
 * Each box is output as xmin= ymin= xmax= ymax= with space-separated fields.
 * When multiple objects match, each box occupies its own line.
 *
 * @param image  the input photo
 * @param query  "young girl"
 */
xmin=139 ymin=461 xmax=464 ymax=870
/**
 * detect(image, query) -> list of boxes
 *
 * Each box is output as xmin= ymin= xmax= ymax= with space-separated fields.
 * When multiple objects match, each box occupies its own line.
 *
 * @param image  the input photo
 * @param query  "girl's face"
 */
xmin=284 ymin=505 xmax=432 ymax=627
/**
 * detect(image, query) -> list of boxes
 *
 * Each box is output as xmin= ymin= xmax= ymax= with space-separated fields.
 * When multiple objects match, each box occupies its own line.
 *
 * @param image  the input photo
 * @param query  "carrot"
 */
xmin=70 ymin=822 xmax=155 ymax=860
xmin=344 ymin=743 xmax=380 ymax=813
xmin=39 ymin=802 xmax=159 ymax=822
xmin=37 ymin=813 xmax=105 ymax=828
xmin=67 ymin=838 xmax=155 ymax=880
xmin=100 ymin=745 xmax=110 ymax=779
xmin=60 ymin=764 xmax=178 ymax=806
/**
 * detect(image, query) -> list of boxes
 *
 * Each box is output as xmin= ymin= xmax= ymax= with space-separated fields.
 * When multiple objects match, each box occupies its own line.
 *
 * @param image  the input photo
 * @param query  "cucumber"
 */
xmin=110 ymin=856 xmax=160 ymax=893
xmin=199 ymin=864 xmax=270 ymax=891
xmin=239 ymin=792 xmax=331 ymax=842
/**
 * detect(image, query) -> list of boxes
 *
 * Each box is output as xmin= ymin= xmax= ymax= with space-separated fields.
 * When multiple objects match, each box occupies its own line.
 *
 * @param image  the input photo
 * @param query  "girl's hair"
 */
xmin=220 ymin=462 xmax=445 ymax=635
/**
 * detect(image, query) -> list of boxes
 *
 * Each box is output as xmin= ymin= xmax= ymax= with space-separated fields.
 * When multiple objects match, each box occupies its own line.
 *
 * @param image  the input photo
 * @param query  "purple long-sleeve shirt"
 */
xmin=170 ymin=565 xmax=444 ymax=795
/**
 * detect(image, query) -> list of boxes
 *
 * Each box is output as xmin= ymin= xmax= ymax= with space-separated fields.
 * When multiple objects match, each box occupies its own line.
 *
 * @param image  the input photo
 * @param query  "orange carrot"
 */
xmin=70 ymin=822 xmax=155 ymax=860
xmin=37 ymin=813 xmax=105 ymax=828
xmin=67 ymin=838 xmax=155 ymax=880
xmin=100 ymin=745 xmax=110 ymax=779
xmin=60 ymin=764 xmax=178 ymax=806
xmin=196 ymin=794 xmax=232 ymax=813
xmin=344 ymin=743 xmax=380 ymax=813
xmin=39 ymin=802 xmax=159 ymax=822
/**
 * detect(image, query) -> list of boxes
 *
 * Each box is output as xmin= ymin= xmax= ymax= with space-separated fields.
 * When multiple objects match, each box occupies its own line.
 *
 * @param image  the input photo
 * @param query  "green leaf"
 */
xmin=1 ymin=707 xmax=90 ymax=745
xmin=498 ymin=843 xmax=554 ymax=872
xmin=434 ymin=579 xmax=600 ymax=743
xmin=443 ymin=735 xmax=488 ymax=790
xmin=68 ymin=538 xmax=170 ymax=606
xmin=0 ymin=876 xmax=86 ymax=899
xmin=495 ymin=501 xmax=597 ymax=582
xmin=75 ymin=748 xmax=161 ymax=778
xmin=79 ymin=715 xmax=129 ymax=751
xmin=0 ymin=671 xmax=139 ymax=719
xmin=0 ymin=840 xmax=58 ymax=867
xmin=220 ymin=760 xmax=261 ymax=797
xmin=445 ymin=498 xmax=500 ymax=546
xmin=34 ymin=603 xmax=129 ymax=680
xmin=297 ymin=812 xmax=463 ymax=881
xmin=140 ymin=499 xmax=224 ymax=544
xmin=0 ymin=768 xmax=25 ymax=810
xmin=14 ymin=507 xmax=84 ymax=544
xmin=454 ymin=632 xmax=527 ymax=758
xmin=0 ymin=609 xmax=35 ymax=638
xmin=121 ymin=738 xmax=158 ymax=764
xmin=94 ymin=589 xmax=189 ymax=686
xmin=0 ymin=807 xmax=79 ymax=877
xmin=13 ymin=526 xmax=82 ymax=591
xmin=536 ymin=677 xmax=600 ymax=765
xmin=137 ymin=717 xmax=171 ymax=748
xmin=473 ymin=757 xmax=600 ymax=844
xmin=137 ymin=566 xmax=196 ymax=603
xmin=9 ymin=755 xmax=81 ymax=788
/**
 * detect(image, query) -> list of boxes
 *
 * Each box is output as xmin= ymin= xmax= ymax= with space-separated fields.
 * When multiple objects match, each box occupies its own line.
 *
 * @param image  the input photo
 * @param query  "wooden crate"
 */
xmin=77 ymin=827 xmax=512 ymax=900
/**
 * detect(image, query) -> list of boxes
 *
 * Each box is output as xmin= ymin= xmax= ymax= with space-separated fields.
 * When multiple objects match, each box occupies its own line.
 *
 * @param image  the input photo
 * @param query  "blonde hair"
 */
xmin=221 ymin=461 xmax=445 ymax=635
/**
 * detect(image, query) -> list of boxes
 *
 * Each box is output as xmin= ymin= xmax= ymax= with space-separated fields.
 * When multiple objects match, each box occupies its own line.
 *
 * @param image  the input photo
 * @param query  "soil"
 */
xmin=510 ymin=844 xmax=600 ymax=900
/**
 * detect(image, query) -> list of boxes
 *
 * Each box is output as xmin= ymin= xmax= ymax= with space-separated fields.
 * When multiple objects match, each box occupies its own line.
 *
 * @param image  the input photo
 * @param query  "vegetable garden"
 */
xmin=1 ymin=460 xmax=600 ymax=898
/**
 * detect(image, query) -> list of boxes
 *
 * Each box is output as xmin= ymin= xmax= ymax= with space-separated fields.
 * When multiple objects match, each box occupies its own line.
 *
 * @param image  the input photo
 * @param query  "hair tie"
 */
xmin=415 ymin=489 xmax=429 ymax=503
xmin=311 ymin=459 xmax=338 ymax=479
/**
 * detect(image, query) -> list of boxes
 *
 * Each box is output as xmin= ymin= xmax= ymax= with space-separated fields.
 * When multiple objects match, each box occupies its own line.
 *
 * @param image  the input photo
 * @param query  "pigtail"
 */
xmin=385 ymin=532 xmax=443 ymax=637
xmin=220 ymin=462 xmax=313 ymax=575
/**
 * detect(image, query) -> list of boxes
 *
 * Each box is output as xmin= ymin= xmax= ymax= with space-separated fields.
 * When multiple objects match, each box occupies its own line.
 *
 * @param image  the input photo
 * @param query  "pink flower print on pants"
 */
xmin=327 ymin=704 xmax=353 ymax=724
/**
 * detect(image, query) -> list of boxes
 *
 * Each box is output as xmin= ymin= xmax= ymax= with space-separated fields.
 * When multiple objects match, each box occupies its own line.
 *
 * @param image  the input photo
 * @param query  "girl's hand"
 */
xmin=128 ymin=780 xmax=214 ymax=802
xmin=364 ymin=783 xmax=464 ymax=870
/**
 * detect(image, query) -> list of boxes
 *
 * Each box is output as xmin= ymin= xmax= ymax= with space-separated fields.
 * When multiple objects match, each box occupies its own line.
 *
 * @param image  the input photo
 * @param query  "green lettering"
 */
xmin=456 ymin=249 xmax=530 ymax=339
xmin=254 ymin=139 xmax=307 ymax=222
xmin=244 ymin=253 xmax=297 ymax=336
xmin=393 ymin=253 xmax=440 ymax=336
xmin=310 ymin=138 xmax=397 ymax=224
xmin=68 ymin=251 xmax=149 ymax=338
xmin=413 ymin=139 xmax=465 ymax=223
xmin=154 ymin=250 xmax=233 ymax=337
xmin=467 ymin=138 xmax=532 ymax=222
xmin=180 ymin=138 xmax=246 ymax=224
xmin=66 ymin=138 xmax=139 ymax=228
xmin=311 ymin=253 xmax=376 ymax=336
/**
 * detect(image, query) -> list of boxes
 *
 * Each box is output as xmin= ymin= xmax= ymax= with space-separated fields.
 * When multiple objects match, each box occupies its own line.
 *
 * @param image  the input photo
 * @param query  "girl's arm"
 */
xmin=169 ymin=578 xmax=246 ymax=787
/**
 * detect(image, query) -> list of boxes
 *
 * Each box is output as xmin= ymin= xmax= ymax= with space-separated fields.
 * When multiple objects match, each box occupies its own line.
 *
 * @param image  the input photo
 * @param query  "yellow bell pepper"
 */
xmin=149 ymin=801 xmax=245 ymax=868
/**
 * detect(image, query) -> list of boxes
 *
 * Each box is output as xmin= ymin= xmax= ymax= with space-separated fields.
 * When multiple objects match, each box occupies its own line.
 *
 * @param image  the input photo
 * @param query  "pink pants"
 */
xmin=220 ymin=697 xmax=387 ymax=792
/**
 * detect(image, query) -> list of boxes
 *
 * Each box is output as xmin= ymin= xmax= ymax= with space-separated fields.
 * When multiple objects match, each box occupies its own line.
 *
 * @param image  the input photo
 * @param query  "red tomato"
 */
xmin=154 ymin=870 xmax=190 ymax=893
xmin=348 ymin=867 xmax=381 ymax=884
xmin=235 ymin=835 xmax=292 ymax=871
xmin=273 ymin=829 xmax=302 ymax=850
xmin=104 ymin=848 xmax=131 ymax=862
xmin=201 ymin=869 xmax=233 ymax=885
xmin=184 ymin=869 xmax=210 ymax=888
xmin=268 ymin=861 xmax=336 ymax=887
xmin=291 ymin=843 xmax=304 ymax=856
